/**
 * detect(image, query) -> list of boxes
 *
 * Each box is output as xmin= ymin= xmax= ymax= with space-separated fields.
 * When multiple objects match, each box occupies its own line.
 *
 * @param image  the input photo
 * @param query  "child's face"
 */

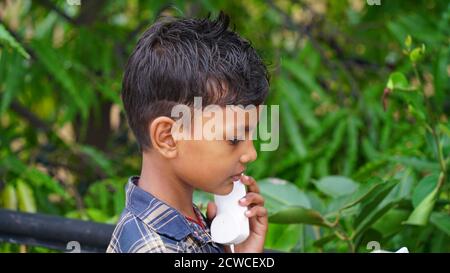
xmin=172 ymin=106 xmax=259 ymax=195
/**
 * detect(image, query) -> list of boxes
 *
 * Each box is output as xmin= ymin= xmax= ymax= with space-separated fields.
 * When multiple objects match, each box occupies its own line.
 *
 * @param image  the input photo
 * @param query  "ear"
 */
xmin=149 ymin=117 xmax=178 ymax=158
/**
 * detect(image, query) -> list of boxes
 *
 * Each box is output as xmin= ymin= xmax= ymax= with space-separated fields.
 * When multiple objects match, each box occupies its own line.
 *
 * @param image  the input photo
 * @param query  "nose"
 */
xmin=240 ymin=140 xmax=258 ymax=164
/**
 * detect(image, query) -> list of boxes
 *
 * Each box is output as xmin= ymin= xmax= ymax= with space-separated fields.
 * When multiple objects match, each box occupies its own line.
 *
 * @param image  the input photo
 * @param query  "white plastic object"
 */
xmin=395 ymin=247 xmax=409 ymax=253
xmin=211 ymin=180 xmax=250 ymax=245
xmin=371 ymin=247 xmax=409 ymax=253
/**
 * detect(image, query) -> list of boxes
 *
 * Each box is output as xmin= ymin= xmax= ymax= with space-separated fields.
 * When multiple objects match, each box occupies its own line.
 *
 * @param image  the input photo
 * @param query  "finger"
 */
xmin=240 ymin=175 xmax=260 ymax=194
xmin=239 ymin=192 xmax=264 ymax=206
xmin=250 ymin=211 xmax=268 ymax=234
xmin=206 ymin=201 xmax=217 ymax=220
xmin=244 ymin=206 xmax=268 ymax=218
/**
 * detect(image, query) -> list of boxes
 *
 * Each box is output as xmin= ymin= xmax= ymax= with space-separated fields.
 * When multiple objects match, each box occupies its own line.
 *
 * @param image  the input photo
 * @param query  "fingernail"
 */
xmin=239 ymin=198 xmax=246 ymax=204
xmin=245 ymin=210 xmax=251 ymax=217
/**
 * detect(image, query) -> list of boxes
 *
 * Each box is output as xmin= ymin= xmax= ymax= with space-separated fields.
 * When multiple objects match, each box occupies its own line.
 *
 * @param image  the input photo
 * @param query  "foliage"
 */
xmin=0 ymin=0 xmax=449 ymax=253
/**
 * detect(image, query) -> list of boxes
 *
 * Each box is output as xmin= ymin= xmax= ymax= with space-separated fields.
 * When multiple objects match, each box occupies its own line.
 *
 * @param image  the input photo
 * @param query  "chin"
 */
xmin=209 ymin=180 xmax=234 ymax=196
xmin=220 ymin=181 xmax=234 ymax=195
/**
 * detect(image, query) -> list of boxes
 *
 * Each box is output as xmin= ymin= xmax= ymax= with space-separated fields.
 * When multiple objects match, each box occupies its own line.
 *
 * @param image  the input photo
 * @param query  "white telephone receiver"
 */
xmin=210 ymin=180 xmax=250 ymax=245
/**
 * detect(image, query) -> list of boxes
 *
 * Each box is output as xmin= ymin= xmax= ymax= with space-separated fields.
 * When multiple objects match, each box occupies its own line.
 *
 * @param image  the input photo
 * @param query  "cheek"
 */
xmin=175 ymin=141 xmax=236 ymax=185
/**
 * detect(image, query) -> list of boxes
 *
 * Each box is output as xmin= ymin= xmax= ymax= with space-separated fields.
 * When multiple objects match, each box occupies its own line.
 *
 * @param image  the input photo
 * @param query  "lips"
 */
xmin=231 ymin=175 xmax=241 ymax=181
xmin=231 ymin=171 xmax=245 ymax=181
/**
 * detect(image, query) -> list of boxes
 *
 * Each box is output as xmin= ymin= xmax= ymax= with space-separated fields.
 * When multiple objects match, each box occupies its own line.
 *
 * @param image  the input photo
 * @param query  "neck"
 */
xmin=138 ymin=150 xmax=196 ymax=219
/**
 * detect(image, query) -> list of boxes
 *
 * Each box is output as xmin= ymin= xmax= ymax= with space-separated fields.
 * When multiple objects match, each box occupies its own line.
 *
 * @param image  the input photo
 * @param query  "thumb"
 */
xmin=206 ymin=201 xmax=217 ymax=221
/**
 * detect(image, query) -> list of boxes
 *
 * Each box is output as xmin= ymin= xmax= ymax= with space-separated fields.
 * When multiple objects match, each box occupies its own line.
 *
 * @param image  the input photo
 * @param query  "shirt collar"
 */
xmin=125 ymin=176 xmax=213 ymax=244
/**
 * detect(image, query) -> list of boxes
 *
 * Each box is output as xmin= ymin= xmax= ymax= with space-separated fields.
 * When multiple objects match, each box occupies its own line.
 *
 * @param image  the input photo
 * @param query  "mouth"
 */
xmin=230 ymin=171 xmax=245 ymax=182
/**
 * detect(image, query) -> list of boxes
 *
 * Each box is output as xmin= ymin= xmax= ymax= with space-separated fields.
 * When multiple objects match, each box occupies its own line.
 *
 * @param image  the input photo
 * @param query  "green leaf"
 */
xmin=434 ymin=47 xmax=449 ymax=103
xmin=314 ymin=176 xmax=359 ymax=198
xmin=403 ymin=184 xmax=439 ymax=226
xmin=440 ymin=123 xmax=450 ymax=138
xmin=327 ymin=178 xmax=389 ymax=214
xmin=26 ymin=167 xmax=68 ymax=198
xmin=295 ymin=162 xmax=313 ymax=188
xmin=16 ymin=179 xmax=37 ymax=213
xmin=386 ymin=72 xmax=411 ymax=91
xmin=269 ymin=206 xmax=331 ymax=227
xmin=259 ymin=178 xmax=311 ymax=215
xmin=407 ymin=104 xmax=426 ymax=123
xmin=315 ymin=157 xmax=329 ymax=178
xmin=89 ymin=182 xmax=110 ymax=212
xmin=1 ymin=184 xmax=17 ymax=210
xmin=65 ymin=210 xmax=88 ymax=221
xmin=387 ymin=156 xmax=440 ymax=172
xmin=112 ymin=181 xmax=126 ymax=215
xmin=0 ymin=23 xmax=30 ymax=59
xmin=306 ymin=110 xmax=347 ymax=145
xmin=409 ymin=45 xmax=425 ymax=63
xmin=30 ymin=39 xmax=88 ymax=119
xmin=86 ymin=208 xmax=110 ymax=222
xmin=354 ymin=178 xmax=399 ymax=227
xmin=280 ymin=101 xmax=307 ymax=158
xmin=95 ymin=79 xmax=123 ymax=106
xmin=352 ymin=158 xmax=388 ymax=182
xmin=361 ymin=137 xmax=380 ymax=160
xmin=0 ymin=154 xmax=68 ymax=198
xmin=1 ymin=51 xmax=24 ymax=114
xmin=313 ymin=233 xmax=337 ymax=248
xmin=343 ymin=116 xmax=359 ymax=176
xmin=281 ymin=59 xmax=328 ymax=99
xmin=266 ymin=223 xmax=302 ymax=252
xmin=353 ymin=201 xmax=399 ymax=238
xmin=77 ymin=145 xmax=114 ymax=177
xmin=387 ymin=15 xmax=444 ymax=45
xmin=392 ymin=88 xmax=426 ymax=115
xmin=372 ymin=209 xmax=410 ymax=238
xmin=404 ymin=35 xmax=412 ymax=49
xmin=305 ymin=191 xmax=325 ymax=213
xmin=412 ymin=174 xmax=439 ymax=208
xmin=324 ymin=120 xmax=347 ymax=160
xmin=388 ymin=168 xmax=415 ymax=201
xmin=277 ymin=78 xmax=319 ymax=130
xmin=430 ymin=212 xmax=450 ymax=236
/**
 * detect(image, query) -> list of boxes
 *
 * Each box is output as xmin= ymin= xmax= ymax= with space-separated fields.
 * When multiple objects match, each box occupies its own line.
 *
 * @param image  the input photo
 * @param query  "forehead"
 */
xmin=202 ymin=105 xmax=261 ymax=130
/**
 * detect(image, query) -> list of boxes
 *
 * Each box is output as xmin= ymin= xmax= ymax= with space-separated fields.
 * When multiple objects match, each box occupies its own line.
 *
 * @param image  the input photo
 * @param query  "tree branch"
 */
xmin=10 ymin=100 xmax=52 ymax=133
xmin=34 ymin=0 xmax=78 ymax=25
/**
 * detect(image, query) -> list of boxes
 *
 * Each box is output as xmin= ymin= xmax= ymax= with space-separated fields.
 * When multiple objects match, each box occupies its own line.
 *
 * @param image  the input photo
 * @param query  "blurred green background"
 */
xmin=0 ymin=0 xmax=449 ymax=253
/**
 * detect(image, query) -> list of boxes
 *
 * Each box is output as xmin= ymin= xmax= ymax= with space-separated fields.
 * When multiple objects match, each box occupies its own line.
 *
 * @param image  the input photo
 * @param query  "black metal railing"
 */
xmin=0 ymin=209 xmax=114 ymax=252
xmin=0 ymin=209 xmax=280 ymax=253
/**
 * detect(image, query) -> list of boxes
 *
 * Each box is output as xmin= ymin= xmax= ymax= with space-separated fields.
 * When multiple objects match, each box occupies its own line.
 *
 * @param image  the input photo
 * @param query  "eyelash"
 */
xmin=228 ymin=138 xmax=242 ymax=145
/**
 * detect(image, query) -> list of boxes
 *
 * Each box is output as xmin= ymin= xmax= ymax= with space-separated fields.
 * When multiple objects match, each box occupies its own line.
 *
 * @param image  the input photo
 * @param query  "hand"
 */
xmin=207 ymin=175 xmax=268 ymax=253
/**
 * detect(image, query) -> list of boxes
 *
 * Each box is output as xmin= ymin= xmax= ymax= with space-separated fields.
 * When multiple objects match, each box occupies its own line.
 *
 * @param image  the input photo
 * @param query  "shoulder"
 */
xmin=106 ymin=209 xmax=184 ymax=253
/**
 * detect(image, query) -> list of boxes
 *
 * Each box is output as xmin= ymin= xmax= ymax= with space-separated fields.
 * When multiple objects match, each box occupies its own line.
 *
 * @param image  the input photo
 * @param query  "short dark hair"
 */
xmin=121 ymin=12 xmax=270 ymax=151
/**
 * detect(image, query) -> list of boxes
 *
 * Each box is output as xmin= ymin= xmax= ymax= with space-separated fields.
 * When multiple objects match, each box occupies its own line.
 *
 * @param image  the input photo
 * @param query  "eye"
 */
xmin=228 ymin=138 xmax=242 ymax=145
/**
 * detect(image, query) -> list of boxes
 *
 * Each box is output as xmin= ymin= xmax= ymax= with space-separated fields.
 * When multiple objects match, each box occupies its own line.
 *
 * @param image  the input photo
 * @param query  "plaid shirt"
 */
xmin=106 ymin=176 xmax=226 ymax=253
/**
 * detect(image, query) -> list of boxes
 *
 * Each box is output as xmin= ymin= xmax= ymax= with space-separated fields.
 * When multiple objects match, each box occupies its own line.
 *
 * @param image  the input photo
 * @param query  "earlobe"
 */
xmin=149 ymin=117 xmax=178 ymax=158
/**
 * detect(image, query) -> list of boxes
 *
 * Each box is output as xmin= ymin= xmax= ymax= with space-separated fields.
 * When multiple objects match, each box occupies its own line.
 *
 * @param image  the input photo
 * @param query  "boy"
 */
xmin=107 ymin=12 xmax=269 ymax=253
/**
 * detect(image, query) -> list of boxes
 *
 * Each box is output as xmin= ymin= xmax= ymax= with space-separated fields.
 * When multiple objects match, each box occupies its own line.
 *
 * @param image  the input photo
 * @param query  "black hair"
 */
xmin=121 ymin=11 xmax=270 ymax=151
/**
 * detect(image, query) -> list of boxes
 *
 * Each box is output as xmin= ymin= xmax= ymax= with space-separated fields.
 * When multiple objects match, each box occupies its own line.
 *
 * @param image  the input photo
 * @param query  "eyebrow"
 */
xmin=237 ymin=125 xmax=252 ymax=132
xmin=223 ymin=125 xmax=254 ymax=138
